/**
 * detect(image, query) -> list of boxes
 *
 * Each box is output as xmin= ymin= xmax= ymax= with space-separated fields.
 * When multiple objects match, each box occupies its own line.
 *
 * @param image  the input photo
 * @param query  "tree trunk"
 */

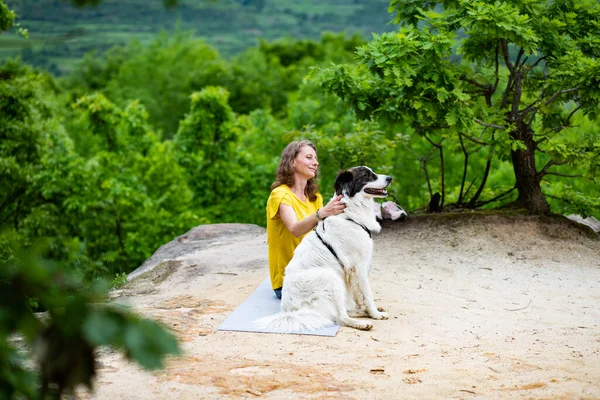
xmin=510 ymin=127 xmax=550 ymax=215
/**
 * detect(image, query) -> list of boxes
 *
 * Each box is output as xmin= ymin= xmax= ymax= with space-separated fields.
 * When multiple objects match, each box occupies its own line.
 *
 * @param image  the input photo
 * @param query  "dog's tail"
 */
xmin=253 ymin=309 xmax=333 ymax=333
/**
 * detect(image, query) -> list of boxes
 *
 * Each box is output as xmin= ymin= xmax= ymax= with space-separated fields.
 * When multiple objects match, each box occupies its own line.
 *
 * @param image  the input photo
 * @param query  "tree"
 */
xmin=69 ymin=93 xmax=201 ymax=276
xmin=0 ymin=60 xmax=80 ymax=250
xmin=64 ymin=31 xmax=230 ymax=138
xmin=316 ymin=0 xmax=600 ymax=215
xmin=174 ymin=86 xmax=244 ymax=220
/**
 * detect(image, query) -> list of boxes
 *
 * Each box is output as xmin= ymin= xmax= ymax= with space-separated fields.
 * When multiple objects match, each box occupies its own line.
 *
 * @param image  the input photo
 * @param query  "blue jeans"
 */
xmin=274 ymin=287 xmax=282 ymax=299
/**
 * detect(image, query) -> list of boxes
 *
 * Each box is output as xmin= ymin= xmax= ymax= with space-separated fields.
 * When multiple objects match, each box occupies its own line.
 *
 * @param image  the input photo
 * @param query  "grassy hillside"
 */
xmin=1 ymin=0 xmax=396 ymax=75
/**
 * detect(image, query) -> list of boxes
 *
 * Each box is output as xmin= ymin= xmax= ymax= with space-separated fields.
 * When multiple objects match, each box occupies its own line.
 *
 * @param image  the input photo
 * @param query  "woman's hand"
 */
xmin=280 ymin=194 xmax=346 ymax=237
xmin=319 ymin=195 xmax=346 ymax=219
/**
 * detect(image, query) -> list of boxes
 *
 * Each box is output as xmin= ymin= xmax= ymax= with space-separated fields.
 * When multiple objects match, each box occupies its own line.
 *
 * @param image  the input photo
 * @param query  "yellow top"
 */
xmin=266 ymin=185 xmax=323 ymax=289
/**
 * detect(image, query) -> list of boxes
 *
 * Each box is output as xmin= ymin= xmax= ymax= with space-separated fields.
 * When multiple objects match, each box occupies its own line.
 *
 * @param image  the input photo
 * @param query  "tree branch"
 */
xmin=539 ymin=159 xmax=557 ymax=177
xmin=519 ymin=100 xmax=538 ymax=116
xmin=460 ymin=132 xmax=489 ymax=146
xmin=403 ymin=144 xmax=436 ymax=197
xmin=520 ymin=87 xmax=580 ymax=123
xmin=538 ymin=104 xmax=582 ymax=137
xmin=514 ymin=48 xmax=525 ymax=71
xmin=539 ymin=159 xmax=568 ymax=178
xmin=500 ymin=39 xmax=515 ymax=75
xmin=544 ymin=87 xmax=580 ymax=107
xmin=458 ymin=134 xmax=468 ymax=205
xmin=458 ymin=73 xmax=493 ymax=106
xmin=473 ymin=186 xmax=517 ymax=207
xmin=474 ymin=119 xmax=506 ymax=130
xmin=462 ymin=176 xmax=477 ymax=201
xmin=423 ymin=135 xmax=444 ymax=148
xmin=423 ymin=135 xmax=445 ymax=208
xmin=459 ymin=75 xmax=489 ymax=90
xmin=518 ymin=55 xmax=530 ymax=70
xmin=500 ymin=40 xmax=516 ymax=110
xmin=530 ymin=56 xmax=547 ymax=69
xmin=550 ymin=104 xmax=582 ymax=134
xmin=511 ymin=72 xmax=523 ymax=120
xmin=467 ymin=146 xmax=494 ymax=208
xmin=545 ymin=172 xmax=583 ymax=178
xmin=491 ymin=42 xmax=500 ymax=97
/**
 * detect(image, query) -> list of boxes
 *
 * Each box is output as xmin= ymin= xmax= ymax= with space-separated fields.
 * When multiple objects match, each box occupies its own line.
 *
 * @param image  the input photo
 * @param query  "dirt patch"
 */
xmin=154 ymin=296 xmax=227 ymax=310
xmin=156 ymin=357 xmax=359 ymax=397
xmin=139 ymin=297 xmax=231 ymax=342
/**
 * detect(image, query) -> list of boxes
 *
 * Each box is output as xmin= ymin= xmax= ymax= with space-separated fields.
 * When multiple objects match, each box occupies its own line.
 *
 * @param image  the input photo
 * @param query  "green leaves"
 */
xmin=544 ymin=181 xmax=600 ymax=217
xmin=316 ymin=0 xmax=600 ymax=214
xmin=0 ymin=239 xmax=180 ymax=398
xmin=466 ymin=1 xmax=539 ymax=43
xmin=83 ymin=307 xmax=180 ymax=370
xmin=0 ymin=1 xmax=16 ymax=32
xmin=173 ymin=86 xmax=242 ymax=217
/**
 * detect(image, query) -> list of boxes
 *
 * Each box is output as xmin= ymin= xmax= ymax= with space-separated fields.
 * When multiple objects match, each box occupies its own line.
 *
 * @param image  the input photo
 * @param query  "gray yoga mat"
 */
xmin=218 ymin=277 xmax=340 ymax=336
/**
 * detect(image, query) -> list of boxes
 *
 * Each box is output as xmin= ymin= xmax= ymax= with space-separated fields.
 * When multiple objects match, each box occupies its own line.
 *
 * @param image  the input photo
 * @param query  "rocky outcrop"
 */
xmin=128 ymin=223 xmax=266 ymax=281
xmin=94 ymin=215 xmax=600 ymax=400
xmin=566 ymin=214 xmax=600 ymax=234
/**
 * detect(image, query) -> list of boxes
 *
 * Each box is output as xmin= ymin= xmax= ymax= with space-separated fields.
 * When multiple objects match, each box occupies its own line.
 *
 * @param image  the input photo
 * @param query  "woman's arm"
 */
xmin=279 ymin=195 xmax=345 ymax=238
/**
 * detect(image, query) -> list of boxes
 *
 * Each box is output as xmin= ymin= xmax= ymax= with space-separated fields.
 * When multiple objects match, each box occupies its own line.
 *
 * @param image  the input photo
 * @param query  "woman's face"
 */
xmin=294 ymin=145 xmax=318 ymax=179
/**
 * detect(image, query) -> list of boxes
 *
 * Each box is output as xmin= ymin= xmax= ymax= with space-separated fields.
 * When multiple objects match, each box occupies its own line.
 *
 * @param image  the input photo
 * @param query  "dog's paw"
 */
xmin=357 ymin=323 xmax=373 ymax=331
xmin=371 ymin=311 xmax=388 ymax=320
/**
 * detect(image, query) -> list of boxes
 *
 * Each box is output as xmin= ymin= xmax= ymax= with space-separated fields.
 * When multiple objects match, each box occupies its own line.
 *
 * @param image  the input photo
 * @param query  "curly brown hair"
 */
xmin=271 ymin=140 xmax=320 ymax=202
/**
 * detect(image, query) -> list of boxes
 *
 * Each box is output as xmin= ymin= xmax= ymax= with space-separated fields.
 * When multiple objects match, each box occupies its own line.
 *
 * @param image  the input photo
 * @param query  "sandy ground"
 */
xmin=84 ymin=213 xmax=600 ymax=399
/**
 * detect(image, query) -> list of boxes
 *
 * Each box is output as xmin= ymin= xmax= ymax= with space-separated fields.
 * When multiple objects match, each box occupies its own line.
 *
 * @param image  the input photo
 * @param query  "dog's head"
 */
xmin=333 ymin=166 xmax=392 ymax=199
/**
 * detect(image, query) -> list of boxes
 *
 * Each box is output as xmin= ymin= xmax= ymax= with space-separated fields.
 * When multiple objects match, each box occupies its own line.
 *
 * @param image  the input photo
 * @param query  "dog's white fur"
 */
xmin=254 ymin=166 xmax=391 ymax=333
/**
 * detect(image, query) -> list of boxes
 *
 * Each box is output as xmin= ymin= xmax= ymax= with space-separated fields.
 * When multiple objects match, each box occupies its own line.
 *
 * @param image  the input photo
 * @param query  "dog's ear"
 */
xmin=334 ymin=169 xmax=355 ymax=196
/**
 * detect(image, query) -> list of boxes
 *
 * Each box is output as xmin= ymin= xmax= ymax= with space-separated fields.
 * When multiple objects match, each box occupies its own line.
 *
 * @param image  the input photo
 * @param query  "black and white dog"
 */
xmin=255 ymin=166 xmax=391 ymax=333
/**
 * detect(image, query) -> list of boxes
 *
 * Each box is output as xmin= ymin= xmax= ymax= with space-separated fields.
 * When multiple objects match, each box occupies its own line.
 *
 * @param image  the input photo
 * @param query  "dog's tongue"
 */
xmin=366 ymin=188 xmax=388 ymax=196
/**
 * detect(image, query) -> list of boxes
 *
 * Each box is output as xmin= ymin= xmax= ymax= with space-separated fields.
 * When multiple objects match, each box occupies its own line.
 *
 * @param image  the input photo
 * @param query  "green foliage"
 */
xmin=174 ymin=86 xmax=248 ymax=220
xmin=1 ymin=60 xmax=202 ymax=279
xmin=68 ymin=93 xmax=202 ymax=276
xmin=225 ymin=47 xmax=288 ymax=115
xmin=66 ymin=31 xmax=230 ymax=137
xmin=300 ymin=121 xmax=397 ymax=196
xmin=286 ymin=75 xmax=396 ymax=190
xmin=544 ymin=181 xmax=600 ymax=218
xmin=317 ymin=0 xmax=600 ymax=215
xmin=225 ymin=32 xmax=366 ymax=118
xmin=0 ymin=29 xmax=379 ymax=281
xmin=0 ymin=1 xmax=16 ymax=32
xmin=0 ymin=238 xmax=180 ymax=399
xmin=62 ymin=31 xmax=367 ymax=139
xmin=0 ymin=61 xmax=79 ymax=255
xmin=112 ymin=272 xmax=129 ymax=288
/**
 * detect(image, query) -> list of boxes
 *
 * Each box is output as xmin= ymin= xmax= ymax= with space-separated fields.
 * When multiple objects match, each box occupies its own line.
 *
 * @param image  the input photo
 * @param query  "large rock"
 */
xmin=128 ymin=223 xmax=266 ymax=281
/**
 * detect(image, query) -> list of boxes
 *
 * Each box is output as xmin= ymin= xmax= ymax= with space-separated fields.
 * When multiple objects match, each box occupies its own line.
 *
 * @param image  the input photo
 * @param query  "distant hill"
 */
xmin=1 ymin=0 xmax=396 ymax=75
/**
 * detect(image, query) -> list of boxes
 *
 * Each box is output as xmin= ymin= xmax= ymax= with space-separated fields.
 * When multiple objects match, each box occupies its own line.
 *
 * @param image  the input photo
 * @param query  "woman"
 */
xmin=266 ymin=140 xmax=346 ymax=299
